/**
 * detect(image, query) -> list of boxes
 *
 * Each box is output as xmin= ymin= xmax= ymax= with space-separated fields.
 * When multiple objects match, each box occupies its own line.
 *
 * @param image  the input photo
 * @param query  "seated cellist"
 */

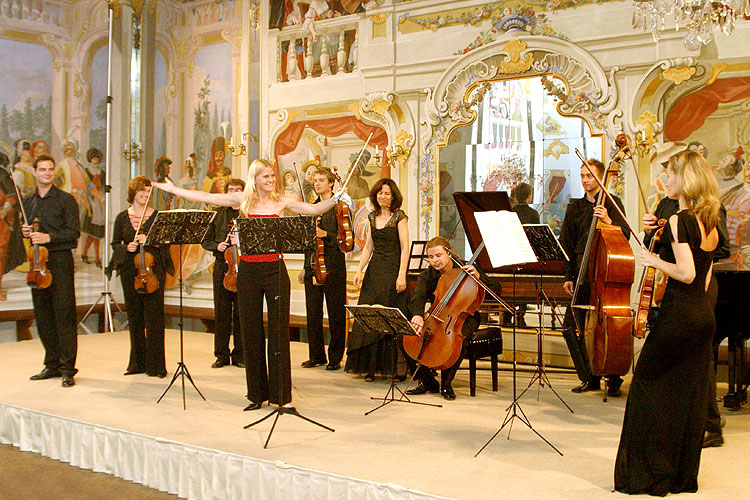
xmin=403 ymin=237 xmax=495 ymax=400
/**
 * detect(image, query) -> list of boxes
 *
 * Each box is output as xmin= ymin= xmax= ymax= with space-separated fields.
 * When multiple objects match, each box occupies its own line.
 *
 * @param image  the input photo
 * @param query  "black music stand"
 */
xmin=236 ymin=216 xmax=335 ymax=448
xmin=513 ymin=225 xmax=573 ymax=413
xmin=469 ymin=211 xmax=562 ymax=457
xmin=150 ymin=210 xmax=216 ymax=409
xmin=346 ymin=305 xmax=442 ymax=415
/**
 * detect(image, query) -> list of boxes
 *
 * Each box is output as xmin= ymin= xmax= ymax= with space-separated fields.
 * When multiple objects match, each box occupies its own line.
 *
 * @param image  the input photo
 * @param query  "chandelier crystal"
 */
xmin=632 ymin=0 xmax=750 ymax=50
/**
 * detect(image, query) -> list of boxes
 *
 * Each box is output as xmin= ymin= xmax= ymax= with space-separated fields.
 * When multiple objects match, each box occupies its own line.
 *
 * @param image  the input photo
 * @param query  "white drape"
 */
xmin=0 ymin=403 xmax=447 ymax=500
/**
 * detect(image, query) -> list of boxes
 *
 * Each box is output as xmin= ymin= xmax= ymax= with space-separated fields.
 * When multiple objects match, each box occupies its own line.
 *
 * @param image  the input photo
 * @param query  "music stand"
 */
xmin=512 ymin=225 xmax=573 ymax=413
xmin=346 ymin=305 xmax=442 ymax=415
xmin=470 ymin=211 xmax=562 ymax=457
xmin=150 ymin=209 xmax=216 ymax=409
xmin=236 ymin=216 xmax=335 ymax=448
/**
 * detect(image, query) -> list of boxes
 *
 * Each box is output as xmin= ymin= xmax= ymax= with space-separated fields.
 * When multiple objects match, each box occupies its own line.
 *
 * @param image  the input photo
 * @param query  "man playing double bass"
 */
xmin=404 ymin=237 xmax=493 ymax=400
xmin=560 ymin=159 xmax=630 ymax=397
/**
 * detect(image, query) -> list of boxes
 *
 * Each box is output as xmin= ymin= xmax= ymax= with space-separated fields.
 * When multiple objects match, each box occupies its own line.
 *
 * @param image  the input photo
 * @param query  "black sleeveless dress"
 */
xmin=615 ymin=210 xmax=716 ymax=496
xmin=345 ymin=209 xmax=408 ymax=377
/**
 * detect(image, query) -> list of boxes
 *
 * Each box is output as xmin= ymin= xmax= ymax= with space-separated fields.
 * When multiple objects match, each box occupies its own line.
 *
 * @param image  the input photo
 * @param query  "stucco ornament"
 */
xmin=499 ymin=39 xmax=533 ymax=74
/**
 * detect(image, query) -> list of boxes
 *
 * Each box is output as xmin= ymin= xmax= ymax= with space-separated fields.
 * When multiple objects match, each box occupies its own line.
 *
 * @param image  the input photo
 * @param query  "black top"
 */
xmin=23 ymin=185 xmax=80 ymax=252
xmin=106 ymin=209 xmax=173 ymax=280
xmin=408 ymin=260 xmax=494 ymax=321
xmin=558 ymin=192 xmax=629 ymax=281
xmin=303 ymin=198 xmax=343 ymax=271
xmin=201 ymin=206 xmax=239 ymax=261
xmin=513 ymin=204 xmax=540 ymax=225
xmin=646 ymin=196 xmax=730 ymax=262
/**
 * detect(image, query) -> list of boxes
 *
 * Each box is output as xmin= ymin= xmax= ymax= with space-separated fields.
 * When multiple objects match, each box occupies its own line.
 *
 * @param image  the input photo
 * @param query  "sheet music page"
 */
xmin=474 ymin=211 xmax=537 ymax=267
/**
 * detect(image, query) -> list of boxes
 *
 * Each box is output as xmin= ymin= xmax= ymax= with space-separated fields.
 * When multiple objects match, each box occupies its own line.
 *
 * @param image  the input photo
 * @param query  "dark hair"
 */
xmin=314 ymin=167 xmax=336 ymax=184
xmin=688 ymin=141 xmax=708 ymax=158
xmin=586 ymin=158 xmax=605 ymax=176
xmin=33 ymin=153 xmax=56 ymax=169
xmin=86 ymin=148 xmax=102 ymax=162
xmin=185 ymin=153 xmax=196 ymax=178
xmin=127 ymin=175 xmax=152 ymax=204
xmin=225 ymin=178 xmax=245 ymax=192
xmin=369 ymin=178 xmax=403 ymax=215
xmin=426 ymin=236 xmax=451 ymax=252
xmin=0 ymin=152 xmax=8 ymax=168
xmin=511 ymin=182 xmax=532 ymax=204
xmin=154 ymin=156 xmax=172 ymax=178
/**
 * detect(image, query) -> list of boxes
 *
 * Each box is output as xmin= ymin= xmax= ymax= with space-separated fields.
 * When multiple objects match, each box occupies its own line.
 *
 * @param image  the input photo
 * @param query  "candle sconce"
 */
xmin=227 ymin=132 xmax=260 ymax=157
xmin=122 ymin=142 xmax=143 ymax=162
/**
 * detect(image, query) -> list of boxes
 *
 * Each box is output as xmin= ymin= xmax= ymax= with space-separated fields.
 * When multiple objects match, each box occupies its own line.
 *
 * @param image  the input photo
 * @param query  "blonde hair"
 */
xmin=239 ymin=158 xmax=280 ymax=216
xmin=668 ymin=150 xmax=720 ymax=232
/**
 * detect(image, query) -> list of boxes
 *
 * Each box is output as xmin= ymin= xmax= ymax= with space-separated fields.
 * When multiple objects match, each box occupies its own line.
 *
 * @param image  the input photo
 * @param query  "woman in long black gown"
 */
xmin=345 ymin=178 xmax=410 ymax=382
xmin=615 ymin=150 xmax=721 ymax=496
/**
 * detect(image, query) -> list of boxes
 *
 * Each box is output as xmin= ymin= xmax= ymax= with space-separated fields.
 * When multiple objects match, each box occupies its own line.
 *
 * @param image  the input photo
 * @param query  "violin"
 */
xmin=312 ymin=215 xmax=327 ymax=285
xmin=26 ymin=218 xmax=52 ymax=289
xmin=402 ymin=244 xmax=486 ymax=370
xmin=571 ymin=136 xmax=636 ymax=378
xmin=133 ymin=186 xmax=159 ymax=295
xmin=633 ymin=219 xmax=668 ymax=338
xmin=223 ymin=221 xmax=239 ymax=292
xmin=332 ymin=167 xmax=354 ymax=253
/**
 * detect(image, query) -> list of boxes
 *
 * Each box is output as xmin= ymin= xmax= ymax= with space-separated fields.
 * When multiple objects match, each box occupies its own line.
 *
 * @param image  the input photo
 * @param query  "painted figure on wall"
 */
xmin=30 ymin=140 xmax=50 ymax=160
xmin=12 ymin=140 xmax=35 ymax=198
xmin=0 ymin=152 xmax=26 ymax=301
xmin=202 ymin=137 xmax=231 ymax=193
xmin=154 ymin=157 xmax=175 ymax=210
xmin=713 ymin=146 xmax=745 ymax=203
xmin=80 ymin=148 xmax=105 ymax=268
xmin=725 ymin=162 xmax=750 ymax=269
xmin=281 ymin=169 xmax=302 ymax=200
xmin=55 ymin=137 xmax=87 ymax=206
xmin=179 ymin=153 xmax=199 ymax=209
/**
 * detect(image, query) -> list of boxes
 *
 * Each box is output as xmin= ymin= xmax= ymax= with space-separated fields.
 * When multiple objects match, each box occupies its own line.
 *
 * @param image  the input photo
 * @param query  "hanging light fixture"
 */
xmin=632 ymin=0 xmax=750 ymax=50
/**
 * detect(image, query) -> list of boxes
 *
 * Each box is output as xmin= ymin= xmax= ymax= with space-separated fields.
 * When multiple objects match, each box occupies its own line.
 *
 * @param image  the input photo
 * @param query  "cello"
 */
xmin=402 ymin=243 xmax=486 ymax=370
xmin=571 ymin=137 xmax=636 ymax=378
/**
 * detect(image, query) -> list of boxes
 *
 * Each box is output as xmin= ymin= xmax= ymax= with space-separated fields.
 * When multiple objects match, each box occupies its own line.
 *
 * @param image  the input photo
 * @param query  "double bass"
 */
xmin=402 ymin=243 xmax=486 ymax=370
xmin=571 ymin=136 xmax=635 ymax=378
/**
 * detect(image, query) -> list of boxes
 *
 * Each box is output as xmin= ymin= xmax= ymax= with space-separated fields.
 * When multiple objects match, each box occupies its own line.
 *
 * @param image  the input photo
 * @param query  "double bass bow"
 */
xmin=570 ymin=138 xmax=639 ymax=379
xmin=133 ymin=185 xmax=159 ymax=295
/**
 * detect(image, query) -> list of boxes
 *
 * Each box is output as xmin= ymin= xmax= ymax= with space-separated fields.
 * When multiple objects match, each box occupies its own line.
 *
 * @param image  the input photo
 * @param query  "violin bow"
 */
xmin=291 ymin=161 xmax=306 ymax=201
xmin=133 ymin=182 xmax=155 ymax=238
xmin=9 ymin=170 xmax=29 ymax=226
xmin=340 ymin=132 xmax=374 ymax=191
xmin=574 ymin=148 xmax=643 ymax=248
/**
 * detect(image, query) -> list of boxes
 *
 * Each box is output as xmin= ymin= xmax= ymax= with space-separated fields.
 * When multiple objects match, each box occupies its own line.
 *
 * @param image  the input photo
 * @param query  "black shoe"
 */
xmin=61 ymin=375 xmax=75 ymax=387
xmin=123 ymin=370 xmax=144 ymax=376
xmin=325 ymin=362 xmax=341 ymax=371
xmin=234 ymin=361 xmax=245 ymax=369
xmin=244 ymin=401 xmax=264 ymax=411
xmin=30 ymin=368 xmax=61 ymax=380
xmin=301 ymin=359 xmax=326 ymax=368
xmin=405 ymin=381 xmax=440 ymax=395
xmin=211 ymin=360 xmax=228 ymax=368
xmin=81 ymin=256 xmax=90 ymax=264
xmin=606 ymin=383 xmax=622 ymax=398
xmin=95 ymin=260 xmax=102 ymax=269
xmin=571 ymin=380 xmax=600 ymax=393
xmin=703 ymin=431 xmax=724 ymax=448
xmin=441 ymin=384 xmax=456 ymax=400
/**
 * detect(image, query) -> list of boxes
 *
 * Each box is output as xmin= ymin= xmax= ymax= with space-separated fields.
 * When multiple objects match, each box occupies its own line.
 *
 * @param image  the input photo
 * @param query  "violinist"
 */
xmin=201 ymin=178 xmax=245 ymax=369
xmin=615 ymin=150 xmax=721 ymax=495
xmin=298 ymin=167 xmax=351 ymax=371
xmin=643 ymin=146 xmax=730 ymax=450
xmin=404 ymin=237 xmax=489 ymax=400
xmin=152 ymin=158 xmax=345 ymax=412
xmin=22 ymin=154 xmax=80 ymax=388
xmin=559 ymin=158 xmax=629 ymax=397
xmin=107 ymin=176 xmax=172 ymax=378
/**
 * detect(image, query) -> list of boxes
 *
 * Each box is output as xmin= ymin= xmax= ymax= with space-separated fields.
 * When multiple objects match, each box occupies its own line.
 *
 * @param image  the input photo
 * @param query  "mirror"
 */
xmin=437 ymin=76 xmax=604 ymax=260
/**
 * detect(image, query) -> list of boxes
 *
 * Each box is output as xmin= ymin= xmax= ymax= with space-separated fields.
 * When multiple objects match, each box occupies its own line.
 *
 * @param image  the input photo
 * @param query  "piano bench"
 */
xmin=465 ymin=327 xmax=503 ymax=397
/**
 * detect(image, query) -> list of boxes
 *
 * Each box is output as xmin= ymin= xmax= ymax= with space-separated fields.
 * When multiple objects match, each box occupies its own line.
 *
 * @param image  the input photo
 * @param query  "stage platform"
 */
xmin=0 ymin=330 xmax=748 ymax=500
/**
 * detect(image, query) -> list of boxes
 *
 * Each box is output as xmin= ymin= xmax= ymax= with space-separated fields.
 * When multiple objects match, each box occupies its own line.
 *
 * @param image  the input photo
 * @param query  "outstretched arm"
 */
xmin=152 ymin=177 xmax=240 ymax=207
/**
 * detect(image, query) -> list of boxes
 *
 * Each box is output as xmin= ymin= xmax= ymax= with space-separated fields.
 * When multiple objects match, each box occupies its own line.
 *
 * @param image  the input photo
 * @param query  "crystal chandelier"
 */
xmin=632 ymin=0 xmax=750 ymax=50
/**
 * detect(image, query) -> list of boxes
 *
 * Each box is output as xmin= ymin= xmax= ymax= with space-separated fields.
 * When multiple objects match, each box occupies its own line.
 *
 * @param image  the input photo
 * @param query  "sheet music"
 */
xmin=474 ymin=210 xmax=537 ymax=268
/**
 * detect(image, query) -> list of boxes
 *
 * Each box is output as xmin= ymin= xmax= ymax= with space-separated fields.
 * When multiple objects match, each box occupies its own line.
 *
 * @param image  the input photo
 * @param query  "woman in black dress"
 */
xmin=615 ymin=150 xmax=720 ymax=495
xmin=345 ymin=178 xmax=410 ymax=382
xmin=107 ymin=176 xmax=172 ymax=377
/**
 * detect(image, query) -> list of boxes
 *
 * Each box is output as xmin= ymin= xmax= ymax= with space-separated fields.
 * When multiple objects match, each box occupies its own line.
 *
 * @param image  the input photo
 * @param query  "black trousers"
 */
xmin=31 ymin=250 xmax=77 ymax=376
xmin=706 ymin=275 xmax=722 ymax=433
xmin=303 ymin=250 xmax=347 ymax=364
xmin=212 ymin=260 xmax=243 ymax=364
xmin=120 ymin=265 xmax=166 ymax=376
xmin=238 ymin=259 xmax=291 ymax=405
